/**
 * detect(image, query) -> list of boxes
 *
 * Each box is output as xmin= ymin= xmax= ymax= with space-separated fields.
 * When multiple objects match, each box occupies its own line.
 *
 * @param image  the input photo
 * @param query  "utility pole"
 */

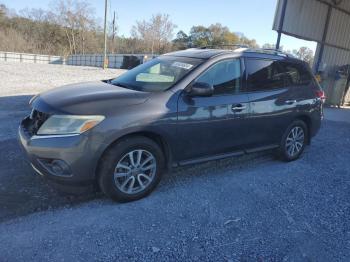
xmin=112 ymin=11 xmax=116 ymax=53
xmin=103 ymin=0 xmax=108 ymax=69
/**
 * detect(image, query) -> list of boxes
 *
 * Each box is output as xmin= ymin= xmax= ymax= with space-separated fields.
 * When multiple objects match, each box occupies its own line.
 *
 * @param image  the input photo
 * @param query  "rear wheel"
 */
xmin=278 ymin=120 xmax=308 ymax=161
xmin=98 ymin=136 xmax=165 ymax=202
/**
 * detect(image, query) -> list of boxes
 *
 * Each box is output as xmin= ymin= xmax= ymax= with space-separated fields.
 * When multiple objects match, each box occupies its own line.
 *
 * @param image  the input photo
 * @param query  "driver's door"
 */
xmin=175 ymin=58 xmax=250 ymax=163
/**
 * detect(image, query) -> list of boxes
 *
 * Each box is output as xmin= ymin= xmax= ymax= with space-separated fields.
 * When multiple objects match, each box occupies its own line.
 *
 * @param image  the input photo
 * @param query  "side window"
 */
xmin=246 ymin=59 xmax=285 ymax=91
xmin=196 ymin=59 xmax=241 ymax=95
xmin=280 ymin=62 xmax=312 ymax=86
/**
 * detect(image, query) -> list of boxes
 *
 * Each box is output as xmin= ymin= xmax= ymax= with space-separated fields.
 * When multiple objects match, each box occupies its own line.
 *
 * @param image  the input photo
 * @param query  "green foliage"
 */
xmin=189 ymin=25 xmax=211 ymax=47
xmin=172 ymin=30 xmax=189 ymax=50
xmin=173 ymin=23 xmax=256 ymax=49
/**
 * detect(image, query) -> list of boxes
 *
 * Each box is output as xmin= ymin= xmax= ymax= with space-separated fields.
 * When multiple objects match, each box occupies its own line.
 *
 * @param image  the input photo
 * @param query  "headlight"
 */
xmin=37 ymin=115 xmax=105 ymax=135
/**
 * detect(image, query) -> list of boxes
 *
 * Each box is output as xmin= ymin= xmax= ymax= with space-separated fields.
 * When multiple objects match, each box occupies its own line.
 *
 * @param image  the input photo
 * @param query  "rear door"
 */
xmin=244 ymin=58 xmax=294 ymax=147
xmin=279 ymin=61 xmax=316 ymax=106
xmin=176 ymin=58 xmax=250 ymax=161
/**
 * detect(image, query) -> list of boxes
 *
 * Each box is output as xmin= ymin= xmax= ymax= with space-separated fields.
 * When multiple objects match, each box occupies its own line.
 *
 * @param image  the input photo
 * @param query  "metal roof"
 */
xmin=273 ymin=0 xmax=328 ymax=43
xmin=274 ymin=0 xmax=350 ymax=70
xmin=274 ymin=0 xmax=350 ymax=46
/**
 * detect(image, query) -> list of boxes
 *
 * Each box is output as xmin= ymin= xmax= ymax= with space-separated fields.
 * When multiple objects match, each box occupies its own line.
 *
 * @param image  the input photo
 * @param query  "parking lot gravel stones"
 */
xmin=0 ymin=62 xmax=349 ymax=261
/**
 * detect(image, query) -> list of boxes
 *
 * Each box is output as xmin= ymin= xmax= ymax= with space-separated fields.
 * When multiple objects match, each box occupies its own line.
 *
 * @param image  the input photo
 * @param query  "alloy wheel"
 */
xmin=285 ymin=126 xmax=305 ymax=157
xmin=113 ymin=149 xmax=157 ymax=194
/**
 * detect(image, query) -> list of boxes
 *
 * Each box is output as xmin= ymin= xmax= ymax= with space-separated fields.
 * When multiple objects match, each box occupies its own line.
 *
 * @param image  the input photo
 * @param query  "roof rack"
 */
xmin=247 ymin=48 xmax=295 ymax=58
xmin=195 ymin=45 xmax=296 ymax=58
xmin=199 ymin=44 xmax=249 ymax=50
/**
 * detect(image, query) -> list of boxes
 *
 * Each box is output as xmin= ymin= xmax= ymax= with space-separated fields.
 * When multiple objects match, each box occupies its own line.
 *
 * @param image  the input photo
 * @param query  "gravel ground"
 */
xmin=0 ymin=62 xmax=350 ymax=261
xmin=0 ymin=62 xmax=125 ymax=96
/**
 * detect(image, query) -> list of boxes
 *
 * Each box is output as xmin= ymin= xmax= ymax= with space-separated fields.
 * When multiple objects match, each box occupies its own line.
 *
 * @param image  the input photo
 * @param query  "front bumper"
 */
xmin=18 ymin=117 xmax=98 ymax=186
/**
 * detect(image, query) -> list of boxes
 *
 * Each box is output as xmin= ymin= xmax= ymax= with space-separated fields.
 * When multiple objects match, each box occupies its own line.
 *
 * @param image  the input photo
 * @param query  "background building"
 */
xmin=273 ymin=0 xmax=350 ymax=106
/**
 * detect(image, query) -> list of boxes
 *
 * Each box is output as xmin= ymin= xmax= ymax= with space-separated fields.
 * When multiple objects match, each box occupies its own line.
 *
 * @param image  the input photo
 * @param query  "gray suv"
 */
xmin=18 ymin=47 xmax=324 ymax=202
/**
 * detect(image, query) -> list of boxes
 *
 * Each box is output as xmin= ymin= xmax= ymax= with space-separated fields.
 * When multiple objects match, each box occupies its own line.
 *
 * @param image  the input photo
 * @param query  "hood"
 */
xmin=31 ymin=81 xmax=151 ymax=115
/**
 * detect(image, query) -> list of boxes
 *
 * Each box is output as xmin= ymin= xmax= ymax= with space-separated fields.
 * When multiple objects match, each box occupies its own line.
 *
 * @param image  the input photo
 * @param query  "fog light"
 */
xmin=51 ymin=160 xmax=70 ymax=176
xmin=38 ymin=159 xmax=72 ymax=177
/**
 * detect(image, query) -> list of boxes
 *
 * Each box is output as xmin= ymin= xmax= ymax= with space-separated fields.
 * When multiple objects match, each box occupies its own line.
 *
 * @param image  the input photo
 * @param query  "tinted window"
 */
xmin=280 ymin=62 xmax=312 ymax=86
xmin=196 ymin=59 xmax=241 ymax=95
xmin=246 ymin=59 xmax=284 ymax=91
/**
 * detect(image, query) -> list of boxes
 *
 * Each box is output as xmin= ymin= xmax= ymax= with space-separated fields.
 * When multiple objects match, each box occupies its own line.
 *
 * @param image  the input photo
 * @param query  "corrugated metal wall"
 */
xmin=273 ymin=0 xmax=350 ymax=69
xmin=273 ymin=0 xmax=328 ymax=42
xmin=321 ymin=46 xmax=350 ymax=68
xmin=326 ymin=8 xmax=350 ymax=49
xmin=322 ymin=0 xmax=350 ymax=12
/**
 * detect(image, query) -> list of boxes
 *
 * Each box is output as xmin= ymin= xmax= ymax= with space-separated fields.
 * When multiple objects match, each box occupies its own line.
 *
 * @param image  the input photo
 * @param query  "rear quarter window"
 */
xmin=279 ymin=62 xmax=312 ymax=86
xmin=246 ymin=59 xmax=285 ymax=91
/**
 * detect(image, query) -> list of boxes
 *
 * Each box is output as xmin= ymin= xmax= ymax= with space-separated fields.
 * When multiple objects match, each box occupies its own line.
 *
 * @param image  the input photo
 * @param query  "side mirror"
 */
xmin=188 ymin=82 xmax=214 ymax=97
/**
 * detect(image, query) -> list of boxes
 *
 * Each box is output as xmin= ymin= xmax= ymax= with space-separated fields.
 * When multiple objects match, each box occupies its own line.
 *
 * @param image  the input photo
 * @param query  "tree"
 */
xmin=131 ymin=14 xmax=177 ymax=54
xmin=52 ymin=0 xmax=96 ymax=55
xmin=188 ymin=24 xmax=248 ymax=48
xmin=0 ymin=4 xmax=8 ymax=20
xmin=208 ymin=23 xmax=239 ymax=46
xmin=239 ymin=35 xmax=258 ymax=48
xmin=109 ymin=12 xmax=118 ymax=53
xmin=262 ymin=43 xmax=276 ymax=49
xmin=293 ymin=46 xmax=314 ymax=65
xmin=188 ymin=25 xmax=211 ymax=47
xmin=172 ymin=30 xmax=189 ymax=50
xmin=20 ymin=7 xmax=47 ymax=21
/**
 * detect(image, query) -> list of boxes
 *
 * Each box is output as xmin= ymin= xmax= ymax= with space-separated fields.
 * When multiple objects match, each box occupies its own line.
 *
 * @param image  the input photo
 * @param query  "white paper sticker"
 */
xmin=172 ymin=62 xmax=193 ymax=70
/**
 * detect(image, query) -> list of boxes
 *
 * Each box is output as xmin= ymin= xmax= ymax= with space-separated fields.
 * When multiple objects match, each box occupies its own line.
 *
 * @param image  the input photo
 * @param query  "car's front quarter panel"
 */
xmin=90 ymin=90 xmax=180 ymax=166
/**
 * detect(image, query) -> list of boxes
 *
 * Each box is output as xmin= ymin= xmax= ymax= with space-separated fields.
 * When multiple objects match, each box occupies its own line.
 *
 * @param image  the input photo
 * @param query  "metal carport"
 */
xmin=273 ymin=0 xmax=350 ymax=106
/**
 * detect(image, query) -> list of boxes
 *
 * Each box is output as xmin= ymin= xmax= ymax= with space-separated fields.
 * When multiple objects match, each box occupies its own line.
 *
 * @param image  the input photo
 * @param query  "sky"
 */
xmin=1 ymin=0 xmax=317 ymax=52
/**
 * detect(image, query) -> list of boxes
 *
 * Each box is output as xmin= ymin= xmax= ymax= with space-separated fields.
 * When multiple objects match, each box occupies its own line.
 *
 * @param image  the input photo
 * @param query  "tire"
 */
xmin=98 ymin=136 xmax=165 ymax=202
xmin=278 ymin=120 xmax=308 ymax=162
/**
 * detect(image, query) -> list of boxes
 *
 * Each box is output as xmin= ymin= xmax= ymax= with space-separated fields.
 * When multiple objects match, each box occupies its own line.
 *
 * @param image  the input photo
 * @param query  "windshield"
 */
xmin=110 ymin=56 xmax=203 ymax=92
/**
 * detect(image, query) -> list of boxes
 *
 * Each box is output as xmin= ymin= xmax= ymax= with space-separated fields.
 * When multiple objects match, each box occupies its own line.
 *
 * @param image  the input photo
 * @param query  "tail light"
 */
xmin=315 ymin=90 xmax=326 ymax=102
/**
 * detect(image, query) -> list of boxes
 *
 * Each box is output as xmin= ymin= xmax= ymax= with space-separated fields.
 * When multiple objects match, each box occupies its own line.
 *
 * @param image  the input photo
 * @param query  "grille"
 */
xmin=27 ymin=109 xmax=50 ymax=135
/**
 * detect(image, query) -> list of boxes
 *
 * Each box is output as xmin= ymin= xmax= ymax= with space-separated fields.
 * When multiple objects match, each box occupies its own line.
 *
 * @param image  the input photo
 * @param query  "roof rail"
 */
xmin=195 ymin=45 xmax=296 ymax=58
xmin=199 ymin=44 xmax=249 ymax=50
xmin=249 ymin=48 xmax=295 ymax=58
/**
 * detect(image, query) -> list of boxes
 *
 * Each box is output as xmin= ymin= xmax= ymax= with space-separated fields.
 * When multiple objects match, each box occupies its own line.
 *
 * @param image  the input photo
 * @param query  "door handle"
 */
xmin=285 ymin=100 xmax=297 ymax=105
xmin=231 ymin=104 xmax=247 ymax=112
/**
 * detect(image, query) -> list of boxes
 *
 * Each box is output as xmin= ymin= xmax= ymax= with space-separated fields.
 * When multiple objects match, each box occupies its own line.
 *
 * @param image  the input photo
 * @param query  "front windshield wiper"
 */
xmin=107 ymin=80 xmax=130 ymax=89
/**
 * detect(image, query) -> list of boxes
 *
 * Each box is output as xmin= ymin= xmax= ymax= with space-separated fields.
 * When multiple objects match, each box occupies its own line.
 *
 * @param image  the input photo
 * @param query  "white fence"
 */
xmin=0 ymin=51 xmax=63 ymax=64
xmin=0 ymin=51 xmax=154 ymax=69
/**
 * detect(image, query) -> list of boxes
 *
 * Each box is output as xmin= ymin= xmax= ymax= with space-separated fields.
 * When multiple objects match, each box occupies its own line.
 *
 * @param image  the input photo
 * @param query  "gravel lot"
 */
xmin=0 ymin=62 xmax=125 ymax=97
xmin=0 ymin=62 xmax=349 ymax=261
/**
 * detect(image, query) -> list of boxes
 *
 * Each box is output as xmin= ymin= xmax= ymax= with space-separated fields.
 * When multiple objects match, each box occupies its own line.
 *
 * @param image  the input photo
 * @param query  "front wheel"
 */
xmin=278 ymin=120 xmax=308 ymax=162
xmin=98 ymin=136 xmax=165 ymax=202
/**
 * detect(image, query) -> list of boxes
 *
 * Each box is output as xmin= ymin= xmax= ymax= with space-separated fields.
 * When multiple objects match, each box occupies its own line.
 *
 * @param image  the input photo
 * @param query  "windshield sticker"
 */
xmin=172 ymin=62 xmax=193 ymax=70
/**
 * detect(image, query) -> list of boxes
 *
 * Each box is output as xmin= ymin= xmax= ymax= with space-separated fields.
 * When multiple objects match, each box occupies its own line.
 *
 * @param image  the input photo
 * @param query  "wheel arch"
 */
xmin=295 ymin=114 xmax=312 ymax=144
xmin=95 ymin=130 xmax=173 ymax=182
